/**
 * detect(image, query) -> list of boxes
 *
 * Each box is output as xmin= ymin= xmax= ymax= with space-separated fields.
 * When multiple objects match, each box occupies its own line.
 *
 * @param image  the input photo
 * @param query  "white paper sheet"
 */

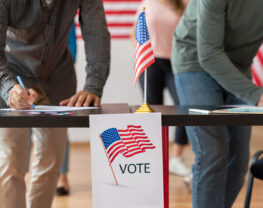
xmin=0 ymin=105 xmax=99 ymax=112
xmin=212 ymin=106 xmax=263 ymax=114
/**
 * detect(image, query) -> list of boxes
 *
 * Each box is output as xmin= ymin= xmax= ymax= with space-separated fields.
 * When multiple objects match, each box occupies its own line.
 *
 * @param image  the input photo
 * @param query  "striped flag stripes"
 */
xmin=252 ymin=44 xmax=263 ymax=86
xmin=134 ymin=10 xmax=155 ymax=85
xmin=100 ymin=125 xmax=155 ymax=163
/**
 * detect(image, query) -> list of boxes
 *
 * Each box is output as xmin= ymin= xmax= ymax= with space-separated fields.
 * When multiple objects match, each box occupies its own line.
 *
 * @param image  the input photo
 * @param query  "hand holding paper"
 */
xmin=8 ymin=84 xmax=38 ymax=110
xmin=60 ymin=91 xmax=101 ymax=107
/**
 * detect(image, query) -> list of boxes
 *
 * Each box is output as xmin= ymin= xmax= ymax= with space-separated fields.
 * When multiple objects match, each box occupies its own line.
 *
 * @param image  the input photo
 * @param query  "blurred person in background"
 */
xmin=172 ymin=0 xmax=263 ymax=207
xmin=133 ymin=0 xmax=192 ymax=182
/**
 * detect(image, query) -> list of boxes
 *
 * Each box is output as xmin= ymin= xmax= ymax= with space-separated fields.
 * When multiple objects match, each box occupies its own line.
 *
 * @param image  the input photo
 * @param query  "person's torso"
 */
xmin=173 ymin=0 xmax=263 ymax=74
xmin=143 ymin=0 xmax=182 ymax=59
xmin=5 ymin=0 xmax=80 ymax=79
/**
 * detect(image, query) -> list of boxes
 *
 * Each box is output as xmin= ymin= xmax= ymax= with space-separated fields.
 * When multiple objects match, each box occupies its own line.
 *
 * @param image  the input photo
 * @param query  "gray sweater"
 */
xmin=172 ymin=0 xmax=263 ymax=105
xmin=0 ymin=0 xmax=110 ymax=105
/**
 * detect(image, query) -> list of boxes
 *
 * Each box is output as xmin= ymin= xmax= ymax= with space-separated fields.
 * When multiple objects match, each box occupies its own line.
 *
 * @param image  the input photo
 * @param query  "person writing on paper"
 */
xmin=172 ymin=0 xmax=263 ymax=207
xmin=0 ymin=1 xmax=110 ymax=208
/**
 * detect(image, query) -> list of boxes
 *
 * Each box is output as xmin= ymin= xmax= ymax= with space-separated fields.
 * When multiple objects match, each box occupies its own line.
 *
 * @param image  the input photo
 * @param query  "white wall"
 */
xmin=68 ymin=39 xmax=174 ymax=142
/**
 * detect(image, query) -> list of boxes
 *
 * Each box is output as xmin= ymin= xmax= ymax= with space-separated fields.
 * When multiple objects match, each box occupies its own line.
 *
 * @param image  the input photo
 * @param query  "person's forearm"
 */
xmin=82 ymin=29 xmax=110 ymax=97
xmin=197 ymin=0 xmax=263 ymax=105
xmin=0 ymin=67 xmax=18 ymax=104
xmin=0 ymin=24 xmax=17 ymax=104
xmin=80 ymin=0 xmax=110 ymax=97
xmin=83 ymin=61 xmax=110 ymax=97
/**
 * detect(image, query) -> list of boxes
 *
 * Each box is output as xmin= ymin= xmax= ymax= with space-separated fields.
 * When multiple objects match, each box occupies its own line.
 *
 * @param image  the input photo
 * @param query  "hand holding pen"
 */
xmin=8 ymin=76 xmax=38 ymax=110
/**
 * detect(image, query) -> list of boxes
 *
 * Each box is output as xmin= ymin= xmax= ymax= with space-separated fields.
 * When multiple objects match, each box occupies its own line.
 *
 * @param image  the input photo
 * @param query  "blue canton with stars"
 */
xmin=101 ymin=128 xmax=122 ymax=149
xmin=136 ymin=11 xmax=150 ymax=45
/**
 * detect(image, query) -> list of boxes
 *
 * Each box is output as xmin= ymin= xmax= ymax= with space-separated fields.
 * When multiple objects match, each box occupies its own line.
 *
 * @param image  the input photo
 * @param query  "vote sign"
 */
xmin=90 ymin=113 xmax=164 ymax=208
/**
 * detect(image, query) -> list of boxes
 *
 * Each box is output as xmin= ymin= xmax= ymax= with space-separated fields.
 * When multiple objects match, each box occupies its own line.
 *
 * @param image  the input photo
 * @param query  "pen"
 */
xmin=16 ymin=76 xmax=35 ymax=109
xmin=188 ymin=108 xmax=211 ymax=115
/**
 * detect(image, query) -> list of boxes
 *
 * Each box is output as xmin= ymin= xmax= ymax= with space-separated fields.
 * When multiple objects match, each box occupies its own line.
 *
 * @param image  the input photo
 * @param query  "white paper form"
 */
xmin=0 ymin=105 xmax=99 ymax=112
xmin=212 ymin=106 xmax=263 ymax=114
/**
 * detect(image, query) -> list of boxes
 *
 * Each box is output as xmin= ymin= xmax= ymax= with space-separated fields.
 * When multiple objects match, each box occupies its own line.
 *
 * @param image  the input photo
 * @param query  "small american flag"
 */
xmin=252 ymin=44 xmax=263 ymax=86
xmin=134 ymin=9 xmax=155 ymax=85
xmin=100 ymin=125 xmax=155 ymax=163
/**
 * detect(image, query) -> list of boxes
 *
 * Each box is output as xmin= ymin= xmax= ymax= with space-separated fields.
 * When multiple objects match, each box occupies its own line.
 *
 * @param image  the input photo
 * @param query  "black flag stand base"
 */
xmin=135 ymin=103 xmax=155 ymax=113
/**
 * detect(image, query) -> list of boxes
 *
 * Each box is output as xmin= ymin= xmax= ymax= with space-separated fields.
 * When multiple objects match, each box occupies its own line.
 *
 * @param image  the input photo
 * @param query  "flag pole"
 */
xmin=143 ymin=6 xmax=147 ymax=105
xmin=144 ymin=68 xmax=147 ymax=103
xmin=99 ymin=134 xmax=119 ymax=186
xmin=136 ymin=72 xmax=154 ymax=112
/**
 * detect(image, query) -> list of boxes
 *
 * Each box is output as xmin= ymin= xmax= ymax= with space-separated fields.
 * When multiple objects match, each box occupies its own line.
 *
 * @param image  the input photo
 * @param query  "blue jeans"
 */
xmin=175 ymin=72 xmax=251 ymax=208
xmin=60 ymin=139 xmax=69 ymax=174
xmin=139 ymin=58 xmax=188 ymax=145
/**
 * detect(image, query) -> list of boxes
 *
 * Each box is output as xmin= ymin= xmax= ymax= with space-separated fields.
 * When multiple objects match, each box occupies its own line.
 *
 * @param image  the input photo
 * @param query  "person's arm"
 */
xmin=60 ymin=0 xmax=110 ymax=107
xmin=0 ymin=1 xmax=18 ymax=104
xmin=196 ymin=0 xmax=263 ymax=105
xmin=0 ymin=1 xmax=38 ymax=109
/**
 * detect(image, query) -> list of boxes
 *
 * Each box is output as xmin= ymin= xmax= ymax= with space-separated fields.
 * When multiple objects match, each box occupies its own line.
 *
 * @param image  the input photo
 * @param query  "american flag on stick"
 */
xmin=100 ymin=125 xmax=155 ymax=163
xmin=134 ymin=8 xmax=155 ymax=85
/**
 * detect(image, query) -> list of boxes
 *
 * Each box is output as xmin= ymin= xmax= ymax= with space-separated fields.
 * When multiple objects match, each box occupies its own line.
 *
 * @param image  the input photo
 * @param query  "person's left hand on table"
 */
xmin=60 ymin=91 xmax=101 ymax=107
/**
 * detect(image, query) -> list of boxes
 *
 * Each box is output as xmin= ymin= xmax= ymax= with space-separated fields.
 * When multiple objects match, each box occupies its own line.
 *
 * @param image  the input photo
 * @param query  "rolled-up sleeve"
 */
xmin=0 ymin=0 xmax=17 ymax=104
xmin=196 ymin=0 xmax=263 ymax=105
xmin=79 ymin=0 xmax=110 ymax=97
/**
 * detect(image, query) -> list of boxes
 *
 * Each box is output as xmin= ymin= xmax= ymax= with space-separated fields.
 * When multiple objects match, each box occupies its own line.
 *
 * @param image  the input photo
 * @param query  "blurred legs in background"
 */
xmin=139 ymin=59 xmax=192 ymax=185
xmin=56 ymin=140 xmax=70 ymax=196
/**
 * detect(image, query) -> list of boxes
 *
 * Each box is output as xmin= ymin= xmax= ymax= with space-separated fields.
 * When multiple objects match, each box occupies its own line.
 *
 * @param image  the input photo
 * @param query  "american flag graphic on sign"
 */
xmin=75 ymin=0 xmax=142 ymax=39
xmin=134 ymin=10 xmax=155 ymax=85
xmin=100 ymin=125 xmax=155 ymax=163
xmin=252 ymin=44 xmax=263 ymax=86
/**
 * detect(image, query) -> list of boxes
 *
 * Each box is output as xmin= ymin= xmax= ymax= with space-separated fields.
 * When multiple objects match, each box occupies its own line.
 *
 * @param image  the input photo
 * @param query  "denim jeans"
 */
xmin=139 ymin=58 xmax=188 ymax=144
xmin=175 ymin=72 xmax=251 ymax=208
xmin=60 ymin=139 xmax=69 ymax=174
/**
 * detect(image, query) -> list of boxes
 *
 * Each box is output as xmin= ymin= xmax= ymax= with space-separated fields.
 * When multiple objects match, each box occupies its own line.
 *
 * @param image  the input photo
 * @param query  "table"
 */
xmin=130 ymin=105 xmax=263 ymax=208
xmin=2 ymin=103 xmax=262 ymax=208
xmin=0 ymin=103 xmax=131 ymax=127
xmin=131 ymin=105 xmax=263 ymax=126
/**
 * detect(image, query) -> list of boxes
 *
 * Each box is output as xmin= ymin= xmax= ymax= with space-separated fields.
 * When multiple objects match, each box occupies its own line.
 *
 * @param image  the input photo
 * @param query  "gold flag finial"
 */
xmin=135 ymin=103 xmax=154 ymax=113
xmin=142 ymin=6 xmax=145 ymax=11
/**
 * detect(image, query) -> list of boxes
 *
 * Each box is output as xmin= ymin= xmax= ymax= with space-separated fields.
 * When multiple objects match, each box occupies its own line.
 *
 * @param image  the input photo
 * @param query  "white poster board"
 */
xmin=90 ymin=113 xmax=164 ymax=208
